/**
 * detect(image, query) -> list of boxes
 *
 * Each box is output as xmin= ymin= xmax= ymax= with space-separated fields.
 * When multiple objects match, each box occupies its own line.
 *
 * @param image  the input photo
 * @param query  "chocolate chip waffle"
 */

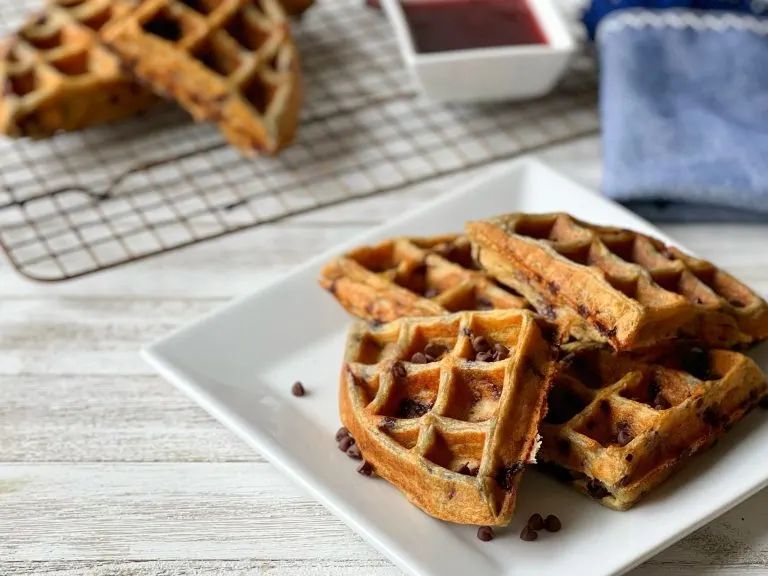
xmin=538 ymin=346 xmax=767 ymax=510
xmin=102 ymin=0 xmax=302 ymax=155
xmin=339 ymin=309 xmax=556 ymax=526
xmin=467 ymin=213 xmax=768 ymax=351
xmin=320 ymin=235 xmax=529 ymax=324
xmin=0 ymin=0 xmax=157 ymax=138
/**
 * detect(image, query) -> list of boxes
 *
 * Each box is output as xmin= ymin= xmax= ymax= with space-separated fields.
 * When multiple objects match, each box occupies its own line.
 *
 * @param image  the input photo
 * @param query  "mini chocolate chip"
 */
xmin=586 ymin=478 xmax=609 ymax=499
xmin=397 ymin=398 xmax=431 ymax=419
xmin=477 ymin=525 xmax=494 ymax=542
xmin=616 ymin=422 xmax=633 ymax=447
xmin=346 ymin=443 xmax=362 ymax=460
xmin=493 ymin=343 xmax=509 ymax=360
xmin=391 ymin=361 xmax=407 ymax=380
xmin=520 ymin=526 xmax=538 ymax=541
xmin=472 ymin=336 xmax=490 ymax=353
xmin=544 ymin=515 xmax=561 ymax=532
xmin=338 ymin=436 xmax=355 ymax=452
xmin=546 ymin=281 xmax=560 ymax=295
xmin=576 ymin=304 xmax=589 ymax=318
xmin=458 ymin=463 xmax=479 ymax=477
xmin=357 ymin=461 xmax=373 ymax=476
xmin=760 ymin=396 xmax=768 ymax=410
xmin=411 ymin=352 xmax=428 ymax=364
xmin=335 ymin=427 xmax=350 ymax=442
xmin=682 ymin=347 xmax=710 ymax=380
xmin=476 ymin=350 xmax=494 ymax=362
xmin=527 ymin=513 xmax=544 ymax=531
xmin=291 ymin=381 xmax=305 ymax=397
xmin=625 ymin=453 xmax=634 ymax=462
xmin=424 ymin=342 xmax=448 ymax=358
xmin=495 ymin=462 xmax=524 ymax=491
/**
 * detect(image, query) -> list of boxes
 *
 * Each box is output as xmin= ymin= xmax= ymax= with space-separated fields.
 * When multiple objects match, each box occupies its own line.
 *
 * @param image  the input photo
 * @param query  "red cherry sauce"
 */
xmin=400 ymin=0 xmax=547 ymax=53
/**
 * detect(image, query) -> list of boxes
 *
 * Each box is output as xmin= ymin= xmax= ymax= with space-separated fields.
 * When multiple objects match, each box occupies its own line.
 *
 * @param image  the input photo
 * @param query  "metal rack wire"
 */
xmin=0 ymin=0 xmax=598 ymax=281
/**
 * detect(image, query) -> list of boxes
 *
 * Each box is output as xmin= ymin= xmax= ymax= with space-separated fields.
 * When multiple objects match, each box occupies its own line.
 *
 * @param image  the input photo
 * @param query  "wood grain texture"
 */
xmin=1 ymin=135 xmax=767 ymax=575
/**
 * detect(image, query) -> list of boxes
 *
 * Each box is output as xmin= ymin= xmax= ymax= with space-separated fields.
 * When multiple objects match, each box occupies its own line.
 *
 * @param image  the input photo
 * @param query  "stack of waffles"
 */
xmin=0 ymin=0 xmax=313 ymax=156
xmin=320 ymin=212 xmax=768 ymax=525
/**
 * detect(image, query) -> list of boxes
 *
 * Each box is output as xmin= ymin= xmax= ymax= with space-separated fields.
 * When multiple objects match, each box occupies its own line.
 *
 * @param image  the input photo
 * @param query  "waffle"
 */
xmin=467 ymin=213 xmax=768 ymax=351
xmin=320 ymin=235 xmax=529 ymax=324
xmin=102 ymin=0 xmax=302 ymax=155
xmin=340 ymin=310 xmax=556 ymax=526
xmin=538 ymin=346 xmax=767 ymax=510
xmin=0 ymin=0 xmax=157 ymax=138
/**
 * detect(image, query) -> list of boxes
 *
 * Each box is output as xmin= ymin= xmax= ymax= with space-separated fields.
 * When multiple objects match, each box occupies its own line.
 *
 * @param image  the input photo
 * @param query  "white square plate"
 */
xmin=144 ymin=158 xmax=768 ymax=576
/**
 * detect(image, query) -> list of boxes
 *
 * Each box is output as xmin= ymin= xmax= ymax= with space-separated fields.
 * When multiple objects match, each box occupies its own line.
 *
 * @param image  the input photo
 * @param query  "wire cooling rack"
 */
xmin=0 ymin=0 xmax=598 ymax=282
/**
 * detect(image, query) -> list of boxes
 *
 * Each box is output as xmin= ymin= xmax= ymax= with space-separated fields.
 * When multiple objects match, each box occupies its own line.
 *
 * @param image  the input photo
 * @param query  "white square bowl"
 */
xmin=380 ymin=0 xmax=577 ymax=102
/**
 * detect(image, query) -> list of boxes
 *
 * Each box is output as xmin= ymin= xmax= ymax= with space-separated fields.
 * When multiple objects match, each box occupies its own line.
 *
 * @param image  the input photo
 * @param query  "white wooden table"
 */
xmin=2 ymin=136 xmax=767 ymax=576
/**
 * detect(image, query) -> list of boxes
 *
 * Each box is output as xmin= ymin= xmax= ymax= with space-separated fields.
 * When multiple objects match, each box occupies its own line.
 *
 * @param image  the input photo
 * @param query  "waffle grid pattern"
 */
xmin=0 ymin=0 xmax=157 ymax=138
xmin=320 ymin=235 xmax=528 ymax=323
xmin=539 ymin=347 xmax=768 ymax=510
xmin=102 ymin=0 xmax=300 ymax=154
xmin=340 ymin=310 xmax=553 ymax=525
xmin=468 ymin=213 xmax=768 ymax=350
xmin=0 ymin=0 xmax=597 ymax=282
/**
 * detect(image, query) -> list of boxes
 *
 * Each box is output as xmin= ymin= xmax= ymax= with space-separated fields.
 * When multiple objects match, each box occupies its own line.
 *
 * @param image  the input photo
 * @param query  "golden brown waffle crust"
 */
xmin=0 ymin=0 xmax=157 ymax=138
xmin=467 ymin=213 xmax=768 ymax=351
xmin=319 ymin=235 xmax=529 ymax=324
xmin=102 ymin=0 xmax=302 ymax=155
xmin=339 ymin=310 xmax=555 ymax=526
xmin=538 ymin=347 xmax=767 ymax=510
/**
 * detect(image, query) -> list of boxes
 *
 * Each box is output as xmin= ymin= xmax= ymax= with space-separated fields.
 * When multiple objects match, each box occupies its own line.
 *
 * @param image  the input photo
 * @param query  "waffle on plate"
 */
xmin=538 ymin=345 xmax=767 ymax=510
xmin=320 ymin=235 xmax=529 ymax=324
xmin=0 ymin=0 xmax=157 ymax=138
xmin=467 ymin=213 xmax=768 ymax=351
xmin=340 ymin=310 xmax=556 ymax=526
xmin=102 ymin=0 xmax=302 ymax=155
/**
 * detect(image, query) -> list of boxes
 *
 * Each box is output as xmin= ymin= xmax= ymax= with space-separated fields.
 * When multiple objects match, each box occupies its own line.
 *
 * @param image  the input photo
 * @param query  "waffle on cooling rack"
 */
xmin=320 ymin=235 xmax=529 ymax=324
xmin=0 ymin=0 xmax=157 ymax=138
xmin=340 ymin=310 xmax=555 ymax=525
xmin=537 ymin=345 xmax=767 ymax=510
xmin=467 ymin=213 xmax=768 ymax=351
xmin=102 ymin=0 xmax=302 ymax=155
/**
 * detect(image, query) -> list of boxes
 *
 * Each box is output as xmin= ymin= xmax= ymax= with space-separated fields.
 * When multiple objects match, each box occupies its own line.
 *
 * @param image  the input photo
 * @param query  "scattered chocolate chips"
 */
xmin=338 ymin=436 xmax=355 ymax=452
xmin=544 ymin=515 xmax=561 ymax=532
xmin=357 ymin=460 xmax=373 ymax=476
xmin=615 ymin=422 xmax=633 ymax=447
xmin=520 ymin=526 xmax=538 ymax=541
xmin=391 ymin=361 xmax=407 ymax=380
xmin=477 ymin=525 xmax=494 ymax=542
xmin=346 ymin=443 xmax=362 ymax=460
xmin=472 ymin=336 xmax=491 ymax=353
xmin=424 ymin=342 xmax=448 ymax=359
xmin=527 ymin=513 xmax=544 ymax=531
xmin=397 ymin=398 xmax=432 ymax=419
xmin=410 ymin=352 xmax=428 ymax=364
xmin=291 ymin=381 xmax=306 ymax=397
xmin=336 ymin=427 xmax=350 ymax=442
xmin=586 ymin=478 xmax=609 ymax=499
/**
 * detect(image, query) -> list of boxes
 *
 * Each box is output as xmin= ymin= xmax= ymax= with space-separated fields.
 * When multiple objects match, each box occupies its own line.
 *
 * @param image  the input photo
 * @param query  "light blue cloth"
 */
xmin=599 ymin=9 xmax=768 ymax=221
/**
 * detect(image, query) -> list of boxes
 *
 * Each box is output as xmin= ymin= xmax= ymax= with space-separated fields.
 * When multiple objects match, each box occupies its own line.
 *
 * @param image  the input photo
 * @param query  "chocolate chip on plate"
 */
xmin=520 ymin=526 xmax=538 ymax=541
xmin=335 ymin=426 xmax=350 ymax=442
xmin=346 ymin=443 xmax=362 ymax=460
xmin=477 ymin=525 xmax=494 ymax=542
xmin=357 ymin=461 xmax=373 ymax=476
xmin=291 ymin=381 xmax=306 ymax=397
xmin=527 ymin=513 xmax=544 ymax=531
xmin=544 ymin=514 xmax=562 ymax=532
xmin=338 ymin=436 xmax=355 ymax=452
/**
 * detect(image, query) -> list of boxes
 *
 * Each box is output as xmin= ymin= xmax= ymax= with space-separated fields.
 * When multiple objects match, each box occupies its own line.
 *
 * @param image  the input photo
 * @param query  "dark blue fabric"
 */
xmin=599 ymin=9 xmax=768 ymax=222
xmin=583 ymin=0 xmax=765 ymax=38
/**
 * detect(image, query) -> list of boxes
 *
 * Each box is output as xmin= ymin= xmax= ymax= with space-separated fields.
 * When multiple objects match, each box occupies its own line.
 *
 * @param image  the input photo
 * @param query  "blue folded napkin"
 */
xmin=599 ymin=9 xmax=768 ymax=221
xmin=583 ymin=0 xmax=767 ymax=38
